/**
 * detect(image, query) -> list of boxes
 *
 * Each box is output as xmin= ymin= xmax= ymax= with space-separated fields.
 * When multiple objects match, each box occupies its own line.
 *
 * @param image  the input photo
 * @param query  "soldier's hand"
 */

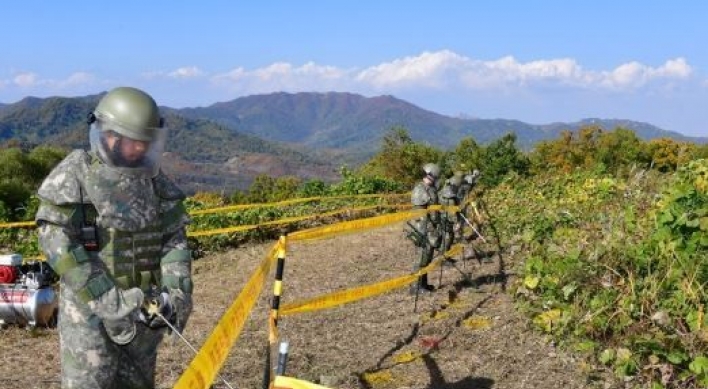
xmin=140 ymin=289 xmax=175 ymax=329
xmin=167 ymin=288 xmax=193 ymax=333
xmin=89 ymin=287 xmax=144 ymax=345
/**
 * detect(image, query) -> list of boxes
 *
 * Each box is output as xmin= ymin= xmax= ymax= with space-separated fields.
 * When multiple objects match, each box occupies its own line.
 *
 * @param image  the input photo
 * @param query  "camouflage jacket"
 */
xmin=35 ymin=150 xmax=191 ymax=302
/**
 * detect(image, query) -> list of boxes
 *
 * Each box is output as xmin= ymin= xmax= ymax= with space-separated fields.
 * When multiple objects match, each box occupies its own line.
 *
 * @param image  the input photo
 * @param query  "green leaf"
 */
xmin=650 ymin=382 xmax=665 ymax=389
xmin=574 ymin=341 xmax=596 ymax=352
xmin=689 ymin=356 xmax=708 ymax=375
xmin=700 ymin=217 xmax=708 ymax=231
xmin=686 ymin=218 xmax=700 ymax=228
xmin=523 ymin=275 xmax=540 ymax=290
xmin=562 ymin=283 xmax=578 ymax=300
xmin=667 ymin=351 xmax=689 ymax=364
xmin=599 ymin=348 xmax=615 ymax=365
xmin=658 ymin=211 xmax=674 ymax=224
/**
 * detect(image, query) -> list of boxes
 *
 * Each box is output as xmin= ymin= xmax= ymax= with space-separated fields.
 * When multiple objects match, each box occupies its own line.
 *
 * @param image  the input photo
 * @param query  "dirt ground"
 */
xmin=0 ymin=223 xmax=616 ymax=389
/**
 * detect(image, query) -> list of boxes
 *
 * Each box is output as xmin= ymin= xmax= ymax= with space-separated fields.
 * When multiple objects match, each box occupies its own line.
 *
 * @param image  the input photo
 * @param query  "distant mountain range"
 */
xmin=178 ymin=91 xmax=706 ymax=153
xmin=1 ymin=91 xmax=705 ymax=193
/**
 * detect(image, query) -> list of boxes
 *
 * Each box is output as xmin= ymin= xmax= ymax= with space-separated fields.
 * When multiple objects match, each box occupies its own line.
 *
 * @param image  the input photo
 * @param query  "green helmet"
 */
xmin=90 ymin=87 xmax=167 ymax=176
xmin=422 ymin=163 xmax=441 ymax=179
xmin=93 ymin=87 xmax=162 ymax=141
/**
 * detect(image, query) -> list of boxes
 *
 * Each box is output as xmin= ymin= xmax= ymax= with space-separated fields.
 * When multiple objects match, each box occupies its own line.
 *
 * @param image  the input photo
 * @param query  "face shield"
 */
xmin=89 ymin=119 xmax=166 ymax=177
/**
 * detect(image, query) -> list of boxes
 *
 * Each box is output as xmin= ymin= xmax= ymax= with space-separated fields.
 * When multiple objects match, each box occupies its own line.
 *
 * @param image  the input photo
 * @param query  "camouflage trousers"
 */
xmin=58 ymin=285 xmax=166 ymax=389
xmin=411 ymin=217 xmax=439 ymax=289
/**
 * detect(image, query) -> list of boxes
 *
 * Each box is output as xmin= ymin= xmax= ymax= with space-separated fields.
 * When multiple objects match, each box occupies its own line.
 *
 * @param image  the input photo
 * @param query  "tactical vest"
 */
xmin=439 ymin=183 xmax=459 ymax=206
xmin=411 ymin=181 xmax=438 ymax=208
xmin=37 ymin=150 xmax=187 ymax=293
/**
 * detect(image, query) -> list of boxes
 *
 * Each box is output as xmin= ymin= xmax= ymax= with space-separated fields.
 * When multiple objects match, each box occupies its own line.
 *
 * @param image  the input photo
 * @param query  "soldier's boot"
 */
xmin=419 ymin=274 xmax=435 ymax=292
xmin=422 ymin=275 xmax=435 ymax=291
xmin=410 ymin=275 xmax=435 ymax=295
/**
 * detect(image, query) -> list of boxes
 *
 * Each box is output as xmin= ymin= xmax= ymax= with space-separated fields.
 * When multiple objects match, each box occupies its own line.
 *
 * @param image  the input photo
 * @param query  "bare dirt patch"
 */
xmin=0 ymin=223 xmax=613 ymax=389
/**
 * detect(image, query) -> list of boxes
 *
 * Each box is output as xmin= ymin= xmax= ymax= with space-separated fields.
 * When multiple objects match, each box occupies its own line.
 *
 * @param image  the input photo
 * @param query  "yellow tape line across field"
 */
xmin=173 ymin=242 xmax=279 ymax=389
xmin=280 ymin=244 xmax=462 ymax=316
xmin=0 ymin=193 xmax=409 ymax=229
xmin=0 ymin=221 xmax=35 ymax=228
xmin=175 ymin=206 xmax=459 ymax=388
xmin=190 ymin=193 xmax=408 ymax=216
xmin=288 ymin=209 xmax=426 ymax=242
xmin=187 ymin=204 xmax=412 ymax=238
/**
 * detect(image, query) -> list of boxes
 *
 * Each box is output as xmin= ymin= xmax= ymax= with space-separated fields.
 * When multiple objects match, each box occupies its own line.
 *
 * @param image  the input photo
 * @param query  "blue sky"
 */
xmin=2 ymin=1 xmax=707 ymax=137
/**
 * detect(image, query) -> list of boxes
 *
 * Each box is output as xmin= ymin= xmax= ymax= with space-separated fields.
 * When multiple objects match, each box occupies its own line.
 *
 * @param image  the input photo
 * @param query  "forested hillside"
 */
xmin=0 ymin=94 xmax=339 ymax=193
xmin=177 ymin=92 xmax=707 ymax=160
xmin=2 ymin=92 xmax=706 ymax=192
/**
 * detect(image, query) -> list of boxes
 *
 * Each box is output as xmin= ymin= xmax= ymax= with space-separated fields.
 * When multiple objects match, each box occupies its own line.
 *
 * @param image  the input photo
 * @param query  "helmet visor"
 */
xmin=90 ymin=120 xmax=166 ymax=177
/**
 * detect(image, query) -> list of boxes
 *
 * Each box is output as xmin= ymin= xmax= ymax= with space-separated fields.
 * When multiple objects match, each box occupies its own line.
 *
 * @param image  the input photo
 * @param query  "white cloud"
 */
xmin=596 ymin=57 xmax=691 ymax=89
xmin=0 ymin=71 xmax=100 ymax=100
xmin=356 ymin=50 xmax=466 ymax=88
xmin=212 ymin=61 xmax=350 ymax=92
xmin=168 ymin=66 xmax=205 ymax=79
xmin=11 ymin=71 xmax=95 ymax=89
xmin=13 ymin=72 xmax=39 ymax=87
xmin=208 ymin=51 xmax=693 ymax=96
xmin=356 ymin=52 xmax=691 ymax=91
xmin=58 ymin=72 xmax=96 ymax=87
xmin=141 ymin=66 xmax=206 ymax=79
xmin=0 ymin=51 xmax=697 ymax=109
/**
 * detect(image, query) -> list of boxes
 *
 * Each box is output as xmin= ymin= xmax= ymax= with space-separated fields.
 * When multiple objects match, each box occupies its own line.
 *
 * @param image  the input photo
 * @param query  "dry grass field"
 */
xmin=0 ymin=223 xmax=614 ymax=389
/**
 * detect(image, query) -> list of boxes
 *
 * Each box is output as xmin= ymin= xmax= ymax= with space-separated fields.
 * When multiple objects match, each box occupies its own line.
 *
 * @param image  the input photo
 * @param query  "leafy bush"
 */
xmin=502 ymin=159 xmax=708 ymax=387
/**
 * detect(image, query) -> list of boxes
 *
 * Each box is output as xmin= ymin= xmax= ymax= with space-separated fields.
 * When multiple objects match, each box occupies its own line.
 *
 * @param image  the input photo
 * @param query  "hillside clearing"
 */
xmin=0 ymin=222 xmax=616 ymax=389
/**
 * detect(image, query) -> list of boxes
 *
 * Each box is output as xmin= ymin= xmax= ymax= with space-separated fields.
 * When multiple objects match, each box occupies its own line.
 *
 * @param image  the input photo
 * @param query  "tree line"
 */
xmin=1 ymin=125 xmax=706 ymax=221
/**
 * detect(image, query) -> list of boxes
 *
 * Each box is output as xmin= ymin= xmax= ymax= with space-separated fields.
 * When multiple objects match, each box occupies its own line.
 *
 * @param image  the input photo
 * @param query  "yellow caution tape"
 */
xmin=191 ymin=193 xmax=409 ymax=216
xmin=272 ymin=375 xmax=335 ymax=389
xmin=0 ymin=221 xmax=36 ymax=229
xmin=280 ymin=244 xmax=462 ymax=316
xmin=288 ymin=209 xmax=427 ymax=242
xmin=279 ymin=257 xmax=440 ymax=316
xmin=190 ymin=197 xmax=321 ymax=216
xmin=0 ymin=193 xmax=409 ymax=229
xmin=173 ymin=241 xmax=280 ymax=389
xmin=188 ymin=204 xmax=406 ymax=238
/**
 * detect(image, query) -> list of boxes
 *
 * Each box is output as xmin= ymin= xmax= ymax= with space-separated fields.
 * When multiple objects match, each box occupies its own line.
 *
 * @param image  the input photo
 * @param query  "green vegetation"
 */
xmin=485 ymin=160 xmax=707 ymax=387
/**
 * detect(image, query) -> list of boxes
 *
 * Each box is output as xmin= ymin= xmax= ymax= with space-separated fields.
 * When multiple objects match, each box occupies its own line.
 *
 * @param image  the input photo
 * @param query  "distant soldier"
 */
xmin=457 ymin=169 xmax=480 ymax=204
xmin=438 ymin=173 xmax=463 ymax=249
xmin=457 ymin=169 xmax=485 ymax=244
xmin=409 ymin=162 xmax=441 ymax=293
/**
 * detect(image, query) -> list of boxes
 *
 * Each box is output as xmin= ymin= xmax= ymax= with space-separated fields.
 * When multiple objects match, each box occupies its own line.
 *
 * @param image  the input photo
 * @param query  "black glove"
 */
xmin=140 ymin=290 xmax=175 ymax=329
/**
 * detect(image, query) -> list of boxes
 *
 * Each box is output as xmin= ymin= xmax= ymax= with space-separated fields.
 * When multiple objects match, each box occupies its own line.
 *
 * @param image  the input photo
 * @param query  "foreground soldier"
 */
xmin=409 ymin=162 xmax=441 ymax=293
xmin=35 ymin=87 xmax=192 ymax=389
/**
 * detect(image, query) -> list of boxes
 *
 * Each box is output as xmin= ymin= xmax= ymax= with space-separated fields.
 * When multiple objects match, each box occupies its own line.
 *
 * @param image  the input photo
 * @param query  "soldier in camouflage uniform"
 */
xmin=439 ymin=173 xmax=463 ymax=249
xmin=457 ymin=169 xmax=480 ymax=203
xmin=457 ymin=169 xmax=482 ymax=242
xmin=409 ymin=162 xmax=441 ymax=293
xmin=35 ymin=87 xmax=192 ymax=389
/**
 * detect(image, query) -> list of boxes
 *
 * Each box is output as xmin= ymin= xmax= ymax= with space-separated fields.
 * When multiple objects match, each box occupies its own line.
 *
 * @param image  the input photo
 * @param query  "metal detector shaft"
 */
xmin=458 ymin=213 xmax=487 ymax=243
xmin=155 ymin=312 xmax=236 ymax=389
